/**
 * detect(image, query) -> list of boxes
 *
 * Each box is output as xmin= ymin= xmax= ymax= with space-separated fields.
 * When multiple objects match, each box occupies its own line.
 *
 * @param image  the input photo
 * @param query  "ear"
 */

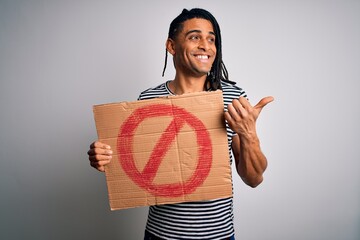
xmin=166 ymin=38 xmax=176 ymax=55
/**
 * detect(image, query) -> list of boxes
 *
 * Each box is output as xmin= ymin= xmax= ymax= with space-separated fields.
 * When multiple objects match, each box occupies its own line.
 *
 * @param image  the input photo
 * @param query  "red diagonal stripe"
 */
xmin=141 ymin=117 xmax=185 ymax=183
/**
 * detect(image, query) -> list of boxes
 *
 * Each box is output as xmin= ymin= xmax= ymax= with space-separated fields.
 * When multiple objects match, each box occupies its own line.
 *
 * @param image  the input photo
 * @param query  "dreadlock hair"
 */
xmin=162 ymin=8 xmax=236 ymax=90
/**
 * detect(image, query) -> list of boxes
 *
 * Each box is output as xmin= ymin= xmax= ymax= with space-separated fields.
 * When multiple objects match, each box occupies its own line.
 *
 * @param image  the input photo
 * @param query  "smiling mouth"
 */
xmin=194 ymin=54 xmax=210 ymax=60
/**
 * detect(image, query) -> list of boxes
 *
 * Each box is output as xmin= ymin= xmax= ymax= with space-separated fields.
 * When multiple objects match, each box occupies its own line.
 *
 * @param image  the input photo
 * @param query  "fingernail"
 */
xmin=108 ymin=150 xmax=113 ymax=155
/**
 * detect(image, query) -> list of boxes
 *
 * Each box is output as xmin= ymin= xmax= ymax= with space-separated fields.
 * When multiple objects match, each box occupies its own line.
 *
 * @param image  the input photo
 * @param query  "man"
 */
xmin=88 ymin=8 xmax=273 ymax=240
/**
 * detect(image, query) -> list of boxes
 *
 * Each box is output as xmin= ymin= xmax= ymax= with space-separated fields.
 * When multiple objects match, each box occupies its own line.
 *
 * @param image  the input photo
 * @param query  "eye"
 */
xmin=208 ymin=36 xmax=215 ymax=43
xmin=189 ymin=35 xmax=200 ymax=41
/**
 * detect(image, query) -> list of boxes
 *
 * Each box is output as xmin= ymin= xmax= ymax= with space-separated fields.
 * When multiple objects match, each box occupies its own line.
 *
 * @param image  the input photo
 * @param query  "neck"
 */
xmin=170 ymin=74 xmax=208 ymax=95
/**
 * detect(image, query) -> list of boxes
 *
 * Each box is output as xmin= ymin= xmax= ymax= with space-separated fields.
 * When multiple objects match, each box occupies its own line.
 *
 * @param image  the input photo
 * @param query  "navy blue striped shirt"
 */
xmin=138 ymin=80 xmax=246 ymax=239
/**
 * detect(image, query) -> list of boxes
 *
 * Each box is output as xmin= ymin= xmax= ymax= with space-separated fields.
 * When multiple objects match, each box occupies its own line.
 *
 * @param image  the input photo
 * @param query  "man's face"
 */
xmin=170 ymin=18 xmax=217 ymax=77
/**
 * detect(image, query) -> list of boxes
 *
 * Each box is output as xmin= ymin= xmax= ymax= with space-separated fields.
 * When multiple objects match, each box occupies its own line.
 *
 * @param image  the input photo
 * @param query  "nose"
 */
xmin=198 ymin=38 xmax=210 ymax=51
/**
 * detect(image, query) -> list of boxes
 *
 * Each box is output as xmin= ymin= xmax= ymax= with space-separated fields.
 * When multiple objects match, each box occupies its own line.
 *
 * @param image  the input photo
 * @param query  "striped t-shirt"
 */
xmin=138 ymin=80 xmax=247 ymax=240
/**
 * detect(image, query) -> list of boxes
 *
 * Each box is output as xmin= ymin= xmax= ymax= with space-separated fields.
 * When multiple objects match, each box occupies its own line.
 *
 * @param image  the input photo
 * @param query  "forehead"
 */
xmin=181 ymin=18 xmax=214 ymax=34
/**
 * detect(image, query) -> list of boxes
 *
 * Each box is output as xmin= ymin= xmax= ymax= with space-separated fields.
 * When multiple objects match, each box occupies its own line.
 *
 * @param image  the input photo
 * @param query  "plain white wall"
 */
xmin=0 ymin=0 xmax=359 ymax=239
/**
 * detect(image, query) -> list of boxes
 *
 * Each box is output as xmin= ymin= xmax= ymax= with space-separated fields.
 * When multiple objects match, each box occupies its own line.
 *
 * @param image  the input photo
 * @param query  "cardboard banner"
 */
xmin=93 ymin=90 xmax=233 ymax=210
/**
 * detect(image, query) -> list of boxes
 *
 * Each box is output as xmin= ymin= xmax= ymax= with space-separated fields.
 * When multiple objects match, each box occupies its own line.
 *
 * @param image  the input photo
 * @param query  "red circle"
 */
xmin=117 ymin=104 xmax=212 ymax=197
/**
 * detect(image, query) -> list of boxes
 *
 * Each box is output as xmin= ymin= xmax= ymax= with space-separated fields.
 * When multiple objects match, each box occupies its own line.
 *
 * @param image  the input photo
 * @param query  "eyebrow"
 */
xmin=185 ymin=29 xmax=216 ymax=37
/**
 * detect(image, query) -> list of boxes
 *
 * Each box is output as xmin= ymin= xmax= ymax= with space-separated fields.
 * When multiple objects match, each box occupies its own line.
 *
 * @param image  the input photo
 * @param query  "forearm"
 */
xmin=234 ymin=134 xmax=268 ymax=187
xmin=225 ymin=95 xmax=273 ymax=187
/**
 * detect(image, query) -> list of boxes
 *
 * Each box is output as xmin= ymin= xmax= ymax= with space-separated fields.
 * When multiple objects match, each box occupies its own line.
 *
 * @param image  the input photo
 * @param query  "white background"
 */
xmin=0 ymin=0 xmax=359 ymax=239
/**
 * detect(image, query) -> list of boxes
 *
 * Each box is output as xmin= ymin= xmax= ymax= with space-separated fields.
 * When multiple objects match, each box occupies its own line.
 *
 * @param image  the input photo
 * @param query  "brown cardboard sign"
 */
xmin=93 ymin=90 xmax=233 ymax=210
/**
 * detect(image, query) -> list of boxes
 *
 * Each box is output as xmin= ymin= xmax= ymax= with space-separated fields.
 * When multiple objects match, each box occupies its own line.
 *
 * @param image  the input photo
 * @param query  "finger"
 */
xmin=224 ymin=111 xmax=236 ymax=131
xmin=254 ymin=96 xmax=274 ymax=111
xmin=98 ymin=166 xmax=105 ymax=172
xmin=232 ymin=99 xmax=249 ymax=118
xmin=89 ymin=145 xmax=113 ymax=156
xmin=89 ymin=154 xmax=112 ymax=162
xmin=90 ymin=160 xmax=109 ymax=172
xmin=90 ymin=158 xmax=111 ymax=166
xmin=90 ymin=141 xmax=111 ymax=150
xmin=238 ymin=96 xmax=251 ymax=110
xmin=224 ymin=111 xmax=233 ymax=124
xmin=96 ymin=166 xmax=105 ymax=172
xmin=227 ymin=103 xmax=242 ymax=120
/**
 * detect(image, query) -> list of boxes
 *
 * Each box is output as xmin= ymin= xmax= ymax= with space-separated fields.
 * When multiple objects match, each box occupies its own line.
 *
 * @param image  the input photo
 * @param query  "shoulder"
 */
xmin=137 ymin=82 xmax=170 ymax=100
xmin=220 ymin=80 xmax=247 ymax=100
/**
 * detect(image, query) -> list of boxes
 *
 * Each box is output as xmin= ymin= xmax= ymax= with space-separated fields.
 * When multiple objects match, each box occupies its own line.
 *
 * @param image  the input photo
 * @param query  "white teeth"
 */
xmin=196 ymin=55 xmax=209 ymax=59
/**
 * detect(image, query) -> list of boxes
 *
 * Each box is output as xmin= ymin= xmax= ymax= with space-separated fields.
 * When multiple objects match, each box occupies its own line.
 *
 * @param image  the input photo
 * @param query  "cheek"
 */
xmin=212 ymin=46 xmax=217 ymax=55
xmin=211 ymin=49 xmax=217 ymax=63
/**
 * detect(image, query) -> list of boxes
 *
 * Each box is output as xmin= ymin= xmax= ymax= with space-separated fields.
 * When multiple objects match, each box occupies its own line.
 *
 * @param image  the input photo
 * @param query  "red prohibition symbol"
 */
xmin=117 ymin=104 xmax=212 ymax=197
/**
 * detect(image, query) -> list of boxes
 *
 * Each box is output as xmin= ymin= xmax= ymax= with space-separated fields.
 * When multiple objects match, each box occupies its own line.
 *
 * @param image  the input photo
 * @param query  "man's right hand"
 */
xmin=87 ymin=141 xmax=112 ymax=172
